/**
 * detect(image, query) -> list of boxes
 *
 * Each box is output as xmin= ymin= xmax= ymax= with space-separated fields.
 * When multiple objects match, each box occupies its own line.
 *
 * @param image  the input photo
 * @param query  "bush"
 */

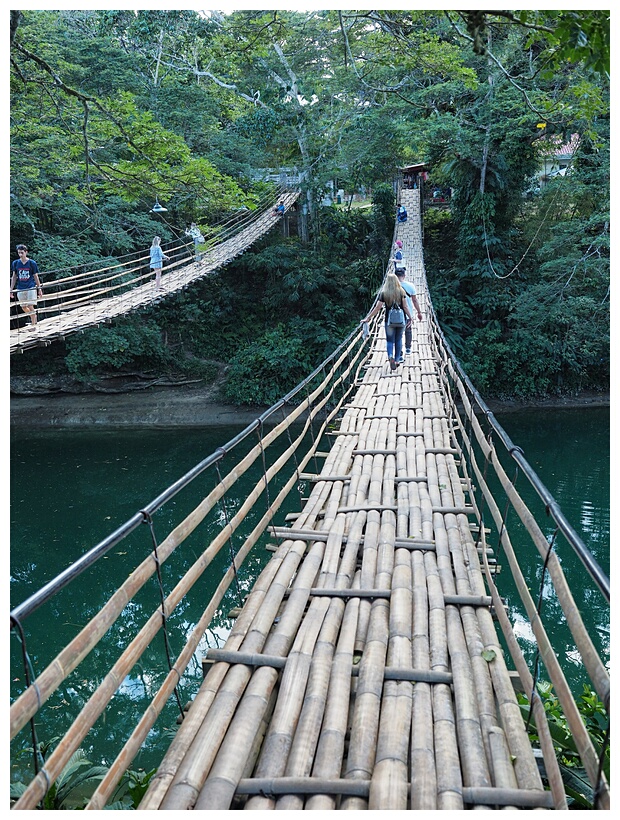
xmin=64 ymin=319 xmax=167 ymax=381
xmin=223 ymin=325 xmax=317 ymax=406
xmin=518 ymin=681 xmax=609 ymax=809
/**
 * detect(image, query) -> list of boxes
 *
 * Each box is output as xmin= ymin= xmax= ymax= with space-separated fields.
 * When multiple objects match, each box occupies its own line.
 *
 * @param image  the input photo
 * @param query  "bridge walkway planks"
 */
xmin=138 ymin=187 xmax=552 ymax=810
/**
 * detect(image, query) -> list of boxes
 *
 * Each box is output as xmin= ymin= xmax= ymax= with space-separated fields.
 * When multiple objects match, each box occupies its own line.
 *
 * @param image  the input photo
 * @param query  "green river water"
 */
xmin=10 ymin=406 xmax=609 ymax=783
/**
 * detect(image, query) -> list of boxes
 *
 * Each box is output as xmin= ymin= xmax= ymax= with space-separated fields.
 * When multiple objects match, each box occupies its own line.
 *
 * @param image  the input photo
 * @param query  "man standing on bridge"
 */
xmin=10 ymin=244 xmax=43 ymax=328
xmin=396 ymin=267 xmax=423 ymax=361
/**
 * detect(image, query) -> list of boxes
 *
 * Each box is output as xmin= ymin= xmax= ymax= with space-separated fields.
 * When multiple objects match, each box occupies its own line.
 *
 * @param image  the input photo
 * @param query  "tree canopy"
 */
xmin=10 ymin=9 xmax=609 ymax=402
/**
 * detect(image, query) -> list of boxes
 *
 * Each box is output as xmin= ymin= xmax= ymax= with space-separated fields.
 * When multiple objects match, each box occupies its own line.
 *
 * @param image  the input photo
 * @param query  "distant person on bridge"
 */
xmin=361 ymin=272 xmax=412 ymax=371
xmin=396 ymin=267 xmax=423 ymax=361
xmin=397 ymin=203 xmax=407 ymax=222
xmin=149 ymin=236 xmax=169 ymax=290
xmin=274 ymin=199 xmax=285 ymax=215
xmin=185 ymin=223 xmax=204 ymax=260
xmin=393 ymin=239 xmax=405 ymax=274
xmin=10 ymin=244 xmax=43 ymax=328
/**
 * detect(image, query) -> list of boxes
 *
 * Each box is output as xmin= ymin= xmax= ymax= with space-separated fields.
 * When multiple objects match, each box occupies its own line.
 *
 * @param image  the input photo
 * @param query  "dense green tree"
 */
xmin=10 ymin=9 xmax=610 ymax=402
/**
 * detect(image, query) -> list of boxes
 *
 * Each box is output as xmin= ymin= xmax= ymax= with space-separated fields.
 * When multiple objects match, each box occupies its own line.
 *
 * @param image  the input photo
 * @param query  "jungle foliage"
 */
xmin=10 ymin=9 xmax=610 ymax=403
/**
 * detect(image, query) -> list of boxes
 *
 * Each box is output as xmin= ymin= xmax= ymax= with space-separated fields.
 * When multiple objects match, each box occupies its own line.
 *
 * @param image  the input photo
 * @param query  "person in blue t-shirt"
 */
xmin=393 ymin=239 xmax=405 ymax=274
xmin=396 ymin=268 xmax=423 ymax=361
xmin=10 ymin=244 xmax=43 ymax=328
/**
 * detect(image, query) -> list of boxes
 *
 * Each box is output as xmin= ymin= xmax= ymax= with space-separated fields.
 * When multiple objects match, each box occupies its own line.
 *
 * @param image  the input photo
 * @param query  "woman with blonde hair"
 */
xmin=361 ymin=272 xmax=412 ymax=370
xmin=149 ymin=236 xmax=169 ymax=290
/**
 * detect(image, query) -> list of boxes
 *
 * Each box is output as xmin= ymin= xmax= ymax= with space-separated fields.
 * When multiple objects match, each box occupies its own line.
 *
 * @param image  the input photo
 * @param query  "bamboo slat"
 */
xmin=368 ymin=548 xmax=413 ymax=809
xmin=299 ymin=595 xmax=359 ymax=810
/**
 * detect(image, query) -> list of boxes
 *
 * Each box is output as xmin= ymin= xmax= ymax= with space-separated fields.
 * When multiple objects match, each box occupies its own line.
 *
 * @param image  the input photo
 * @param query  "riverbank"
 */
xmin=9 ymin=378 xmax=609 ymax=428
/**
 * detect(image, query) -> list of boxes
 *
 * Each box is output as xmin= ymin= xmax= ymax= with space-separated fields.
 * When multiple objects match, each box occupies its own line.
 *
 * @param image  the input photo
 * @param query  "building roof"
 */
xmin=401 ymin=163 xmax=429 ymax=173
xmin=540 ymin=133 xmax=581 ymax=158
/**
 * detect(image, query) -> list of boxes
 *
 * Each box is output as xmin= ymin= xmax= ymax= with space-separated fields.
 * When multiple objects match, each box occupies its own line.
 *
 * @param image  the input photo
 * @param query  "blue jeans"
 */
xmin=385 ymin=323 xmax=404 ymax=361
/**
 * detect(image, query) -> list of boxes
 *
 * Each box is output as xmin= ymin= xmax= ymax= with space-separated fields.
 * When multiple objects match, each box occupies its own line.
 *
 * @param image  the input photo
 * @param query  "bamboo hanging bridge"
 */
xmin=10 ymin=184 xmax=610 ymax=810
xmin=9 ymin=188 xmax=299 ymax=354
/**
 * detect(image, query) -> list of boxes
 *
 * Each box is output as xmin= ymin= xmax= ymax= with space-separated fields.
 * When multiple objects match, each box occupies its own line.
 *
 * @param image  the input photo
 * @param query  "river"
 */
xmin=10 ymin=406 xmax=609 ymax=783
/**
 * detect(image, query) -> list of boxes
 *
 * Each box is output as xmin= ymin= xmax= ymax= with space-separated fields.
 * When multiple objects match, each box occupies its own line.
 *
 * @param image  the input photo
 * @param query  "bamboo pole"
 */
xmin=142 ymin=538 xmax=316 ymax=811
xmin=450 ymin=357 xmax=609 ymax=705
xmin=156 ymin=432 xmax=353 ymax=811
xmin=241 ymin=516 xmax=348 ymax=810
xmin=290 ymin=512 xmax=366 ymax=810
xmin=451 ymin=388 xmax=609 ymax=805
xmin=192 ymin=506 xmax=350 ymax=809
xmin=135 ymin=544 xmax=298 ymax=810
xmin=17 ymin=330 xmax=366 ymax=808
xmin=300 ymin=593 xmax=360 ymax=809
xmin=342 ymin=501 xmax=395 ymax=808
xmin=18 ymin=379 xmax=343 ymax=810
xmin=90 ymin=445 xmax=346 ymax=809
xmin=410 ymin=550 xmax=436 ymax=809
xmin=152 ymin=542 xmax=325 ymax=810
xmin=274 ymin=591 xmax=358 ymax=810
xmin=369 ymin=548 xmax=413 ymax=809
xmin=457 ymin=435 xmax=589 ymax=806
xmin=425 ymin=549 xmax=463 ymax=809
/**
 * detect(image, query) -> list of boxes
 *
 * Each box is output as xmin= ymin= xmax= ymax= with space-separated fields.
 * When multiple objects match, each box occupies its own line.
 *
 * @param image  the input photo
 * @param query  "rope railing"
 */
xmin=10 ymin=195 xmax=609 ymax=809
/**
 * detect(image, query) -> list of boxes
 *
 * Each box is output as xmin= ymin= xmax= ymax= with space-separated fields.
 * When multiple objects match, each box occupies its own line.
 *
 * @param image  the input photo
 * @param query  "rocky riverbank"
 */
xmin=9 ymin=375 xmax=609 ymax=429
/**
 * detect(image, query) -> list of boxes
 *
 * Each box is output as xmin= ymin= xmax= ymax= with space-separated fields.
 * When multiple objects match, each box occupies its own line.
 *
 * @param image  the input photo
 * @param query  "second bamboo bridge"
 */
xmin=9 ymin=189 xmax=299 ymax=355
xmin=10 ymin=184 xmax=610 ymax=810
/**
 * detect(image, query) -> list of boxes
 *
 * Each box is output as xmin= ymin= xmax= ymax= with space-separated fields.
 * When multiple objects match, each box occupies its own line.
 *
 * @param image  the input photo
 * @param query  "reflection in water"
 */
xmin=10 ymin=425 xmax=302 ymax=779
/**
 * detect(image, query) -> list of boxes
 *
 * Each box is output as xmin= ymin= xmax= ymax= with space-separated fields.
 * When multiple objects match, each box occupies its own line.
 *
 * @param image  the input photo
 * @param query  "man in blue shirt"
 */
xmin=10 ymin=244 xmax=43 ymax=328
xmin=396 ymin=268 xmax=423 ymax=360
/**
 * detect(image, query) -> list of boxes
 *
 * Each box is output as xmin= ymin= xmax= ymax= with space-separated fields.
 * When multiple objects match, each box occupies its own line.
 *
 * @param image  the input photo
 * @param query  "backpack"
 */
xmin=387 ymin=300 xmax=405 ymax=328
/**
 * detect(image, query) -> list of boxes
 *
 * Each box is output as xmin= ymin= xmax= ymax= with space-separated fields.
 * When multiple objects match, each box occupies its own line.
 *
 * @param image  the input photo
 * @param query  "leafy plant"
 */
xmin=11 ymin=740 xmax=107 ymax=809
xmin=11 ymin=737 xmax=157 ymax=810
xmin=517 ymin=681 xmax=610 ymax=808
xmin=64 ymin=319 xmax=169 ymax=381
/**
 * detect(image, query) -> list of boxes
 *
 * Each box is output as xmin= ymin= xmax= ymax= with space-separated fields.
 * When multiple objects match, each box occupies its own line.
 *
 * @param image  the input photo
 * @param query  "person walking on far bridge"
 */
xmin=185 ymin=223 xmax=204 ymax=260
xmin=396 ymin=267 xmax=423 ymax=361
xmin=150 ymin=236 xmax=169 ymax=291
xmin=10 ymin=244 xmax=43 ymax=328
xmin=361 ymin=272 xmax=412 ymax=371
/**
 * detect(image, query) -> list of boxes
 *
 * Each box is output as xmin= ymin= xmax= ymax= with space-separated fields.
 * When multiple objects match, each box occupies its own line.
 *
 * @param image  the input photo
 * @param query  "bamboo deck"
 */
xmin=139 ymin=189 xmax=551 ymax=810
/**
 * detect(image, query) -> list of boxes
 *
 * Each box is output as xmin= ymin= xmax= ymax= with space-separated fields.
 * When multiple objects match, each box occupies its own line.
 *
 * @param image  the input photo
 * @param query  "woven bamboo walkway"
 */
xmin=138 ymin=188 xmax=553 ymax=810
xmin=9 ymin=192 xmax=298 ymax=354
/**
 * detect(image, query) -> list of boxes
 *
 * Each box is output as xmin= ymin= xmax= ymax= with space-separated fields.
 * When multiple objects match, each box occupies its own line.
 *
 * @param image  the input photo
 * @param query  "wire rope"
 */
xmin=482 ymin=159 xmax=574 ymax=279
